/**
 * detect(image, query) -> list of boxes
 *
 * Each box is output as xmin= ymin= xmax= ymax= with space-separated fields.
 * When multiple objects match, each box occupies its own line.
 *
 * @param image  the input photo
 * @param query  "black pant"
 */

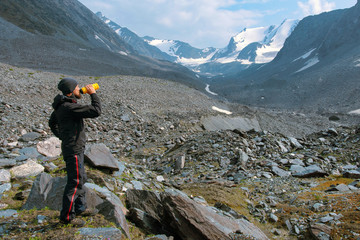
xmin=60 ymin=152 xmax=87 ymax=222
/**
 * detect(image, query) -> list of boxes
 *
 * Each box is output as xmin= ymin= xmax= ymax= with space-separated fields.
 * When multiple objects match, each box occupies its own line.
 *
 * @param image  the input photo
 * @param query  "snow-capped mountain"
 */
xmin=144 ymin=19 xmax=298 ymax=75
xmin=211 ymin=1 xmax=360 ymax=111
xmin=97 ymin=12 xmax=298 ymax=76
xmin=143 ymin=37 xmax=218 ymax=66
xmin=212 ymin=19 xmax=299 ymax=65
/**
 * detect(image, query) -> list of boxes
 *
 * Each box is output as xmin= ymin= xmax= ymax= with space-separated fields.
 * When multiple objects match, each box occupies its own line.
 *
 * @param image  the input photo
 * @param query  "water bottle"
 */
xmin=80 ymin=83 xmax=99 ymax=94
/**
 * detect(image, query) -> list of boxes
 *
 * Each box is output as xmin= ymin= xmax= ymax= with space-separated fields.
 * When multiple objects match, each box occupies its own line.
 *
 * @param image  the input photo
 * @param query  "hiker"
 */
xmin=49 ymin=78 xmax=101 ymax=226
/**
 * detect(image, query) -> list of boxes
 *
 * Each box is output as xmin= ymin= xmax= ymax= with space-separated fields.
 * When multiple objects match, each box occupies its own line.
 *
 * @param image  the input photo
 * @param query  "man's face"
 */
xmin=73 ymin=85 xmax=82 ymax=99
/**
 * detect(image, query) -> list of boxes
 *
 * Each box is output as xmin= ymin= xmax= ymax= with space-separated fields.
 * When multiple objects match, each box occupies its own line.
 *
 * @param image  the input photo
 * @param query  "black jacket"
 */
xmin=49 ymin=93 xmax=101 ymax=156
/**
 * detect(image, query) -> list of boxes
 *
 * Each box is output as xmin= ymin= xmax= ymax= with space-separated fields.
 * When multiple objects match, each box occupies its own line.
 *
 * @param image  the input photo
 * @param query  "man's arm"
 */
xmin=49 ymin=111 xmax=61 ymax=138
xmin=69 ymin=93 xmax=102 ymax=118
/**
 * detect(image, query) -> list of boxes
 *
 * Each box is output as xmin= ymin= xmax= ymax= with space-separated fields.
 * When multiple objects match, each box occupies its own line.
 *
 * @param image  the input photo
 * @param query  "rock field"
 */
xmin=0 ymin=62 xmax=360 ymax=239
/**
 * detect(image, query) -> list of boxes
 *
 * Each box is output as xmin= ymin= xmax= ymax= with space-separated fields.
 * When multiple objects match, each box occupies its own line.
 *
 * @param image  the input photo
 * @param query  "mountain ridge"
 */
xmin=0 ymin=0 xmax=202 ymax=88
xmin=97 ymin=12 xmax=298 ymax=76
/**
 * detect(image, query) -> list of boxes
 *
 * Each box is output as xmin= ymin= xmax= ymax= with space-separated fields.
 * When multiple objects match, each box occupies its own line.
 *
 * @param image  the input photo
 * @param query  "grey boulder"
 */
xmin=293 ymin=165 xmax=328 ymax=178
xmin=85 ymin=144 xmax=119 ymax=171
xmin=126 ymin=189 xmax=269 ymax=240
xmin=37 ymin=137 xmax=61 ymax=157
xmin=23 ymin=173 xmax=130 ymax=238
xmin=10 ymin=160 xmax=44 ymax=179
xmin=19 ymin=132 xmax=41 ymax=142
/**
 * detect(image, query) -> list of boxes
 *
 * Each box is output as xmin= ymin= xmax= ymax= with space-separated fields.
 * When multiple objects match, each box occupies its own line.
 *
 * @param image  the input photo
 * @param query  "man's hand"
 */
xmin=85 ymin=84 xmax=96 ymax=95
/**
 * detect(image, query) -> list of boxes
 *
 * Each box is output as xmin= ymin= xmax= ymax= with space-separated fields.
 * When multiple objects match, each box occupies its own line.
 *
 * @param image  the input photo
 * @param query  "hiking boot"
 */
xmin=76 ymin=208 xmax=99 ymax=217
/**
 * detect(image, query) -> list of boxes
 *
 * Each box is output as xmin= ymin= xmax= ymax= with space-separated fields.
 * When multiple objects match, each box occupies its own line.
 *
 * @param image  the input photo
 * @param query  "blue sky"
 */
xmin=79 ymin=0 xmax=357 ymax=48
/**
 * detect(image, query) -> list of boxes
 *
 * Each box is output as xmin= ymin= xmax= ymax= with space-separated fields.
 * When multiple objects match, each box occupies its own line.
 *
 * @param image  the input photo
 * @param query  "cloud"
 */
xmin=297 ymin=0 xmax=336 ymax=15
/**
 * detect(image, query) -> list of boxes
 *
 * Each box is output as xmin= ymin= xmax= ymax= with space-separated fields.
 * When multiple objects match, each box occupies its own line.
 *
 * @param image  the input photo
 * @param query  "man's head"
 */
xmin=58 ymin=78 xmax=81 ymax=99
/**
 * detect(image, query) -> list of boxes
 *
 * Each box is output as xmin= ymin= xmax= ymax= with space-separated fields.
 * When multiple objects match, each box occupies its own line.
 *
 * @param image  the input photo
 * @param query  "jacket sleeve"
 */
xmin=68 ymin=93 xmax=102 ymax=118
xmin=49 ymin=111 xmax=61 ymax=138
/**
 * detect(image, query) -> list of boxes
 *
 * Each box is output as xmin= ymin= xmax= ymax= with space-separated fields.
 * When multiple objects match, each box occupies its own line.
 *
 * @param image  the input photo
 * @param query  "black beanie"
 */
xmin=58 ymin=78 xmax=78 ymax=95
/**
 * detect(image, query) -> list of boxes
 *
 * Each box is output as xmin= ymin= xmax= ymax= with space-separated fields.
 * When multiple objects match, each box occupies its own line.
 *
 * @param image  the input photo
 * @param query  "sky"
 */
xmin=78 ymin=0 xmax=357 ymax=49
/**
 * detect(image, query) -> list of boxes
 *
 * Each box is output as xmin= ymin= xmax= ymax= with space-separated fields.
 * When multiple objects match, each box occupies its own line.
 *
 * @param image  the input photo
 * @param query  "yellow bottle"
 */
xmin=80 ymin=83 xmax=99 ymax=94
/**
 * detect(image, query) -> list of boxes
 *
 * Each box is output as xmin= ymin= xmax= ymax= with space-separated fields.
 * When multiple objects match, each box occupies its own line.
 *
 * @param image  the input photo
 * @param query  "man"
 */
xmin=49 ymin=78 xmax=101 ymax=226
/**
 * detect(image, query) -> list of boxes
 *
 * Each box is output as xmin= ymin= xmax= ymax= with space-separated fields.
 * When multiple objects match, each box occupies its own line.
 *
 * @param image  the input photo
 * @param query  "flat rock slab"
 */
xmin=19 ymin=132 xmax=41 ymax=142
xmin=288 ymin=137 xmax=303 ymax=149
xmin=272 ymin=166 xmax=291 ymax=178
xmin=19 ymin=147 xmax=40 ymax=159
xmin=343 ymin=170 xmax=360 ymax=179
xmin=0 ymin=209 xmax=18 ymax=218
xmin=85 ymin=144 xmax=119 ymax=171
xmin=201 ymin=115 xmax=261 ymax=132
xmin=10 ymin=160 xmax=44 ymax=178
xmin=77 ymin=228 xmax=122 ymax=239
xmin=325 ymin=184 xmax=351 ymax=192
xmin=145 ymin=235 xmax=169 ymax=240
xmin=0 ymin=169 xmax=11 ymax=182
xmin=37 ymin=137 xmax=61 ymax=157
xmin=0 ymin=159 xmax=17 ymax=168
xmin=0 ymin=183 xmax=11 ymax=195
xmin=293 ymin=165 xmax=328 ymax=178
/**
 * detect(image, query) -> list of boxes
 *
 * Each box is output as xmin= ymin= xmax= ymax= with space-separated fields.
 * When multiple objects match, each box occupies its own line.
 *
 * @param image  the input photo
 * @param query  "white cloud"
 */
xmin=297 ymin=0 xmax=336 ymax=15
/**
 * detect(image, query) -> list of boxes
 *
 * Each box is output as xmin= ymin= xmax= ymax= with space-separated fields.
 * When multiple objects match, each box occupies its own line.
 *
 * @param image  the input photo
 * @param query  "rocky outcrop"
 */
xmin=126 ymin=189 xmax=270 ymax=240
xmin=23 ymin=173 xmax=130 ymax=238
xmin=22 ymin=173 xmax=67 ymax=211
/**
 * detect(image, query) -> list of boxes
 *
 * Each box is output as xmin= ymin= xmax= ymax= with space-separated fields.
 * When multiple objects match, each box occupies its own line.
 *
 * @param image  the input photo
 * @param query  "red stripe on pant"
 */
xmin=67 ymin=154 xmax=79 ymax=221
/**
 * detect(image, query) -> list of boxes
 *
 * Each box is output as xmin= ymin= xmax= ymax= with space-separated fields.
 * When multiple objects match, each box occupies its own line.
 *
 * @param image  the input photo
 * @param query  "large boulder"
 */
xmin=161 ymin=189 xmax=269 ymax=240
xmin=23 ymin=173 xmax=130 ymax=238
xmin=84 ymin=144 xmax=119 ymax=171
xmin=126 ymin=189 xmax=270 ymax=240
xmin=22 ymin=173 xmax=67 ymax=210
xmin=37 ymin=137 xmax=61 ymax=157
xmin=126 ymin=189 xmax=164 ymax=234
xmin=10 ymin=160 xmax=44 ymax=179
xmin=84 ymin=183 xmax=130 ymax=238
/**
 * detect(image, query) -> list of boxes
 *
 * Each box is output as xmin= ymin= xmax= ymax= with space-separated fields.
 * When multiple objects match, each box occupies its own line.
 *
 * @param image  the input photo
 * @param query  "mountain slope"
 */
xmin=211 ymin=1 xmax=360 ymax=112
xmin=0 ymin=0 xmax=201 ymax=88
xmin=95 ymin=12 xmax=176 ymax=62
